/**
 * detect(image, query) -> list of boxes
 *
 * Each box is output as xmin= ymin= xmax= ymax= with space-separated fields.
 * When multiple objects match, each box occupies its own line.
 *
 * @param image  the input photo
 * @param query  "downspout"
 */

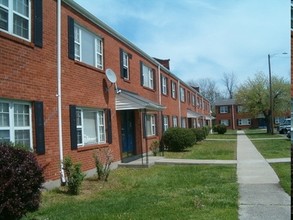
xmin=57 ymin=0 xmax=65 ymax=183
xmin=178 ymin=80 xmax=181 ymax=127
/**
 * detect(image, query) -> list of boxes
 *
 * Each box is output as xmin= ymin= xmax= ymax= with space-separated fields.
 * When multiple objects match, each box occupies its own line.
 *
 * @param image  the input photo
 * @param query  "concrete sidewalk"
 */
xmin=237 ymin=130 xmax=290 ymax=220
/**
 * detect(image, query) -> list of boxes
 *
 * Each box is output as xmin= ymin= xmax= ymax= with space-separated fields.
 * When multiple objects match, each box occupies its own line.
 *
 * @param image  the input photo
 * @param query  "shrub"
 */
xmin=93 ymin=148 xmax=113 ymax=181
xmin=202 ymin=126 xmax=211 ymax=137
xmin=150 ymin=140 xmax=160 ymax=156
xmin=63 ymin=156 xmax=85 ymax=195
xmin=215 ymin=124 xmax=227 ymax=134
xmin=162 ymin=127 xmax=195 ymax=152
xmin=191 ymin=128 xmax=206 ymax=142
xmin=0 ymin=142 xmax=44 ymax=220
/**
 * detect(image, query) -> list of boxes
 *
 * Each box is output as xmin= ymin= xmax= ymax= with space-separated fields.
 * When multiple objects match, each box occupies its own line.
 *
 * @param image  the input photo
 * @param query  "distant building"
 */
xmin=214 ymin=99 xmax=264 ymax=130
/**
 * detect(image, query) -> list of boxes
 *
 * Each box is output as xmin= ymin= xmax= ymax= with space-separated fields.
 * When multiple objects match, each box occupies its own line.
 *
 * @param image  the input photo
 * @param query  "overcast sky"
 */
xmin=74 ymin=0 xmax=290 ymax=91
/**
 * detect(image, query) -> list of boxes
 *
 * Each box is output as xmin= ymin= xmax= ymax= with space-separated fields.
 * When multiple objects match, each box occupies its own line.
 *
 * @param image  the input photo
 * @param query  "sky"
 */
xmin=73 ymin=0 xmax=290 ymax=91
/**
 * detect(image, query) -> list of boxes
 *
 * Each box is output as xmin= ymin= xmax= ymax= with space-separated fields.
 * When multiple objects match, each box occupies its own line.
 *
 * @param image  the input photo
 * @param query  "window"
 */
xmin=74 ymin=24 xmax=103 ymax=69
xmin=187 ymin=92 xmax=190 ymax=104
xmin=181 ymin=118 xmax=186 ymax=128
xmin=180 ymin=87 xmax=185 ymax=102
xmin=237 ymin=105 xmax=247 ymax=113
xmin=141 ymin=63 xmax=154 ymax=89
xmin=0 ymin=0 xmax=31 ymax=40
xmin=76 ymin=108 xmax=105 ymax=146
xmin=145 ymin=114 xmax=156 ymax=136
xmin=122 ymin=51 xmax=129 ymax=79
xmin=220 ymin=106 xmax=228 ymax=113
xmin=238 ymin=119 xmax=251 ymax=126
xmin=171 ymin=81 xmax=176 ymax=98
xmin=220 ymin=120 xmax=229 ymax=126
xmin=172 ymin=116 xmax=178 ymax=127
xmin=0 ymin=100 xmax=32 ymax=147
xmin=192 ymin=95 xmax=195 ymax=106
xmin=163 ymin=115 xmax=169 ymax=132
xmin=161 ymin=75 xmax=167 ymax=95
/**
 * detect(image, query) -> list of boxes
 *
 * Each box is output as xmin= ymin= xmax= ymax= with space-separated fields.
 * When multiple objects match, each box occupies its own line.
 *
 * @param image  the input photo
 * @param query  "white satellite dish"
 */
xmin=106 ymin=68 xmax=117 ymax=83
xmin=105 ymin=68 xmax=121 ymax=93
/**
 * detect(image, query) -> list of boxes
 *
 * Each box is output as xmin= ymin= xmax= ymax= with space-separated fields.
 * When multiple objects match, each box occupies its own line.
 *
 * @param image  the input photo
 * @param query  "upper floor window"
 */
xmin=76 ymin=108 xmax=106 ymax=146
xmin=220 ymin=106 xmax=229 ymax=113
xmin=74 ymin=24 xmax=103 ymax=69
xmin=237 ymin=105 xmax=248 ymax=113
xmin=141 ymin=62 xmax=154 ymax=89
xmin=187 ymin=91 xmax=190 ymax=104
xmin=120 ymin=49 xmax=130 ymax=80
xmin=180 ymin=87 xmax=185 ymax=102
xmin=145 ymin=114 xmax=156 ymax=136
xmin=161 ymin=75 xmax=168 ymax=95
xmin=0 ymin=0 xmax=31 ymax=40
xmin=192 ymin=95 xmax=195 ymax=106
xmin=0 ymin=100 xmax=32 ymax=148
xmin=171 ymin=81 xmax=176 ymax=99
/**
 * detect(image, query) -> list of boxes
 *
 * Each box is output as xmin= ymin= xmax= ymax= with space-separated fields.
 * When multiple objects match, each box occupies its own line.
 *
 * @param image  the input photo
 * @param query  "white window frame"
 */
xmin=162 ymin=76 xmax=167 ymax=95
xmin=76 ymin=108 xmax=106 ymax=147
xmin=180 ymin=87 xmax=185 ymax=102
xmin=171 ymin=81 xmax=176 ymax=98
xmin=142 ymin=64 xmax=154 ymax=89
xmin=220 ymin=119 xmax=229 ymax=126
xmin=122 ymin=51 xmax=129 ymax=80
xmin=74 ymin=24 xmax=103 ymax=70
xmin=0 ymin=0 xmax=31 ymax=41
xmin=220 ymin=106 xmax=228 ymax=113
xmin=181 ymin=118 xmax=186 ymax=128
xmin=146 ymin=114 xmax=156 ymax=136
xmin=238 ymin=118 xmax=251 ymax=126
xmin=0 ymin=99 xmax=32 ymax=148
xmin=192 ymin=95 xmax=195 ymax=106
xmin=163 ymin=115 xmax=168 ymax=132
xmin=172 ymin=116 xmax=178 ymax=127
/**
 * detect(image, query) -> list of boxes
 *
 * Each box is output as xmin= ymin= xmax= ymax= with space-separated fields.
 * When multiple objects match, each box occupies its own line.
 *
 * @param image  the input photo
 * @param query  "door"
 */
xmin=121 ymin=110 xmax=136 ymax=160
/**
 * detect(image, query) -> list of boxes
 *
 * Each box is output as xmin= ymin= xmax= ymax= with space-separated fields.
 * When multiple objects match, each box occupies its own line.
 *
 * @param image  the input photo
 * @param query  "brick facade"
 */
xmin=0 ymin=0 xmax=211 ymax=185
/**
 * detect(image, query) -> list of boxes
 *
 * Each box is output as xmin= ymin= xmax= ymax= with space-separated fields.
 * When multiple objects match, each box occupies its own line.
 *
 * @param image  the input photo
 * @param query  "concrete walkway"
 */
xmin=237 ymin=130 xmax=290 ymax=220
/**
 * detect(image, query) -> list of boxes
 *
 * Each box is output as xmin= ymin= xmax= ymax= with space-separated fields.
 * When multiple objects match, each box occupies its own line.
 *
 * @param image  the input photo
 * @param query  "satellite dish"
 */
xmin=106 ymin=68 xmax=117 ymax=83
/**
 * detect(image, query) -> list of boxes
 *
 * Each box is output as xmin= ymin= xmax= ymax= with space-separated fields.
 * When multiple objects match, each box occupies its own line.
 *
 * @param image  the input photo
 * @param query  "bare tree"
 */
xmin=188 ymin=78 xmax=222 ymax=114
xmin=222 ymin=72 xmax=237 ymax=99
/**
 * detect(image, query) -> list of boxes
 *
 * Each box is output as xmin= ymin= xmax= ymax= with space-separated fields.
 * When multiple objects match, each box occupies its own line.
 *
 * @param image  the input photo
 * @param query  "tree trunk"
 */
xmin=263 ymin=112 xmax=271 ymax=134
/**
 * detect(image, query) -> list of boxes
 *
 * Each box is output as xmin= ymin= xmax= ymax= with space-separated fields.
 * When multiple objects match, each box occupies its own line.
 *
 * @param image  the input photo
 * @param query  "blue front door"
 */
xmin=121 ymin=110 xmax=136 ymax=159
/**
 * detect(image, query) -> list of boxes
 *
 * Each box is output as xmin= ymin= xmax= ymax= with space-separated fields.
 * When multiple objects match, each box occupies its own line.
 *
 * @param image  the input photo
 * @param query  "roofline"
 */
xmin=63 ymin=0 xmax=209 ymax=103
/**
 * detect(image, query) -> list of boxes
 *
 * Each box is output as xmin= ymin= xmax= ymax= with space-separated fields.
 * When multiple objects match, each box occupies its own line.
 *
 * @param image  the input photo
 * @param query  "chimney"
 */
xmin=154 ymin=58 xmax=170 ymax=70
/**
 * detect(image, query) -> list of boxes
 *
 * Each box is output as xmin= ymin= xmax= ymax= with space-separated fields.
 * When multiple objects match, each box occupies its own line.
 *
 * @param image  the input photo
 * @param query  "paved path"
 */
xmin=237 ymin=130 xmax=290 ymax=220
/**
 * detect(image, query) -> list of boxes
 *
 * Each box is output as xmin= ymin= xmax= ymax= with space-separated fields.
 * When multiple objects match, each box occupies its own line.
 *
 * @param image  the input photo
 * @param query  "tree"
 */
xmin=235 ymin=72 xmax=290 ymax=134
xmin=222 ymin=72 xmax=237 ymax=99
xmin=188 ymin=78 xmax=222 ymax=113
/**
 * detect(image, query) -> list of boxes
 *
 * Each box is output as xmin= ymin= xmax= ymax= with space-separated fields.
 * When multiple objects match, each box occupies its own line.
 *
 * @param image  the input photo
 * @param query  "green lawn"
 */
xmin=164 ymin=139 xmax=236 ymax=160
xmin=24 ymin=165 xmax=238 ymax=220
xmin=271 ymin=163 xmax=291 ymax=195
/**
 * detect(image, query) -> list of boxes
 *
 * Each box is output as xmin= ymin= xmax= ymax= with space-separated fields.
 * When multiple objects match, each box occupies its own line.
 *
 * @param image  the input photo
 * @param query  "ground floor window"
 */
xmin=163 ymin=115 xmax=169 ymax=132
xmin=181 ymin=117 xmax=186 ymax=128
xmin=172 ymin=116 xmax=178 ymax=127
xmin=146 ymin=114 xmax=156 ymax=136
xmin=238 ymin=118 xmax=251 ymax=126
xmin=76 ymin=108 xmax=106 ymax=146
xmin=220 ymin=119 xmax=229 ymax=126
xmin=0 ymin=100 xmax=32 ymax=148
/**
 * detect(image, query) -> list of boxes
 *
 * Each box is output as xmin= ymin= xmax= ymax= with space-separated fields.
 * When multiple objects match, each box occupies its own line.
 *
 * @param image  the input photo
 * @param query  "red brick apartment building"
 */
xmin=214 ymin=99 xmax=264 ymax=130
xmin=0 ymin=0 xmax=212 ymax=188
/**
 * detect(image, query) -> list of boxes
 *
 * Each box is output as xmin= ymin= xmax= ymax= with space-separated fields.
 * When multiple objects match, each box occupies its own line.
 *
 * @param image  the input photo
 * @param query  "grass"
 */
xmin=164 ymin=139 xmax=236 ymax=160
xmin=271 ymin=163 xmax=291 ymax=195
xmin=24 ymin=165 xmax=238 ymax=220
xmin=244 ymin=129 xmax=285 ymax=139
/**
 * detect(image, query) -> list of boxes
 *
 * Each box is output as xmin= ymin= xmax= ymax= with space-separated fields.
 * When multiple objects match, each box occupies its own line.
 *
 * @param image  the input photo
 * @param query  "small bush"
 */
xmin=150 ymin=140 xmax=160 ymax=156
xmin=191 ymin=128 xmax=206 ymax=142
xmin=202 ymin=126 xmax=211 ymax=137
xmin=162 ymin=127 xmax=195 ymax=152
xmin=0 ymin=142 xmax=44 ymax=220
xmin=63 ymin=156 xmax=85 ymax=195
xmin=93 ymin=148 xmax=113 ymax=181
xmin=215 ymin=124 xmax=227 ymax=134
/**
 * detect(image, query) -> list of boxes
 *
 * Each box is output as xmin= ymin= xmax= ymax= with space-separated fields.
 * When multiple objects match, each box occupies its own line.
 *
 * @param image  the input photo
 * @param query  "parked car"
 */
xmin=278 ymin=118 xmax=291 ymax=134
